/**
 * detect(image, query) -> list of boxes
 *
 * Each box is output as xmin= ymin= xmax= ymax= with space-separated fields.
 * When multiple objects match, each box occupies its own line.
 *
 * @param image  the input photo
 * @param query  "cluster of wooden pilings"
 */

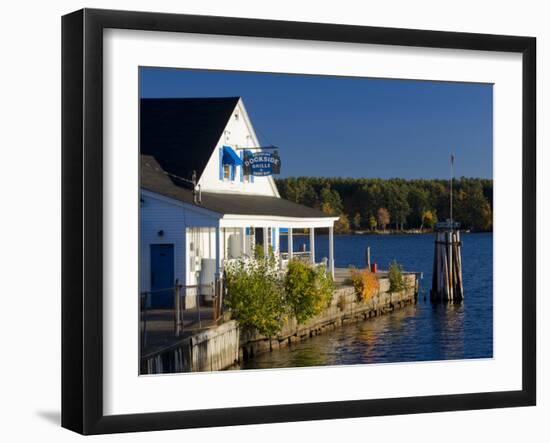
xmin=430 ymin=230 xmax=464 ymax=302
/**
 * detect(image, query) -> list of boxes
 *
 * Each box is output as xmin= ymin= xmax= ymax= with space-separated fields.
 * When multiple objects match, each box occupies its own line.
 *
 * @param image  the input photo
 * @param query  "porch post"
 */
xmin=263 ymin=227 xmax=269 ymax=257
xmin=309 ymin=227 xmax=315 ymax=264
xmin=288 ymin=227 xmax=293 ymax=260
xmin=273 ymin=227 xmax=279 ymax=254
xmin=215 ymin=226 xmax=222 ymax=276
xmin=241 ymin=227 xmax=246 ymax=257
xmin=328 ymin=225 xmax=335 ymax=279
xmin=213 ymin=226 xmax=223 ymax=320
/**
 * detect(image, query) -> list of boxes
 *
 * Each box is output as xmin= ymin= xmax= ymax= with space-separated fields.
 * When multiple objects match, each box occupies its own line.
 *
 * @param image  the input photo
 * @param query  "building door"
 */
xmin=254 ymin=227 xmax=263 ymax=253
xmin=254 ymin=227 xmax=274 ymax=255
xmin=150 ymin=244 xmax=174 ymax=308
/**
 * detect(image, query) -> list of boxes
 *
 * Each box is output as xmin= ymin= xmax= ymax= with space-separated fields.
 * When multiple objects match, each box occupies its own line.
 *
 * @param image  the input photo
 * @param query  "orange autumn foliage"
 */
xmin=349 ymin=267 xmax=380 ymax=302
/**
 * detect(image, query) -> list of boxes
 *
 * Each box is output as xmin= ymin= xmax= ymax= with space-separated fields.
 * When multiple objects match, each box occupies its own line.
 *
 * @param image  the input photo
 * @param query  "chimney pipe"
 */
xmin=192 ymin=170 xmax=198 ymax=204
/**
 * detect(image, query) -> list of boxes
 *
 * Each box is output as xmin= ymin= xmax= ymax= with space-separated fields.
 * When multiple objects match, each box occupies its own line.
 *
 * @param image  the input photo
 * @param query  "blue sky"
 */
xmin=140 ymin=67 xmax=493 ymax=179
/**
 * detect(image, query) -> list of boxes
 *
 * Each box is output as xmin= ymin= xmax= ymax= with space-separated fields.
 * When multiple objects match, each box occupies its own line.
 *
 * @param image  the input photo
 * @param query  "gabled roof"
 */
xmin=141 ymin=155 xmax=334 ymax=219
xmin=140 ymin=97 xmax=240 ymax=182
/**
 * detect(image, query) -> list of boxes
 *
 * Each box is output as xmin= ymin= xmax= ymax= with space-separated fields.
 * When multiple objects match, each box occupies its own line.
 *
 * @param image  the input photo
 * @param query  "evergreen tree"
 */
xmin=352 ymin=212 xmax=362 ymax=230
xmin=275 ymin=177 xmax=492 ymax=232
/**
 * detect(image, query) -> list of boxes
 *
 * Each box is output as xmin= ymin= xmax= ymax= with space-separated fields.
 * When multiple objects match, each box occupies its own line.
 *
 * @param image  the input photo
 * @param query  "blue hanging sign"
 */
xmin=243 ymin=150 xmax=281 ymax=176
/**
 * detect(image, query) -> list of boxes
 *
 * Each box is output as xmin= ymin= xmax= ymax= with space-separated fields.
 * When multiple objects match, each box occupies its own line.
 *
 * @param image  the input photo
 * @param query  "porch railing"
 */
xmin=140 ymin=277 xmax=225 ymax=348
xmin=280 ymin=251 xmax=311 ymax=261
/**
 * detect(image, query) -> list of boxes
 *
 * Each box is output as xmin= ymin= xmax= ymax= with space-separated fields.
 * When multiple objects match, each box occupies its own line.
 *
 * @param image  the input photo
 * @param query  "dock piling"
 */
xmin=366 ymin=246 xmax=371 ymax=269
xmin=430 ymin=230 xmax=463 ymax=302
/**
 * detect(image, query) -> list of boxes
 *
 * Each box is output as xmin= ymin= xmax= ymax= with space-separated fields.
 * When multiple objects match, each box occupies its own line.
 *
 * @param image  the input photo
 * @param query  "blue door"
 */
xmin=150 ymin=244 xmax=175 ymax=308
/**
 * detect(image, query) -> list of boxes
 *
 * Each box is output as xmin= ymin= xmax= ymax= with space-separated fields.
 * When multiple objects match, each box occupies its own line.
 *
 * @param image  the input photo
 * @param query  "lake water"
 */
xmin=239 ymin=232 xmax=493 ymax=369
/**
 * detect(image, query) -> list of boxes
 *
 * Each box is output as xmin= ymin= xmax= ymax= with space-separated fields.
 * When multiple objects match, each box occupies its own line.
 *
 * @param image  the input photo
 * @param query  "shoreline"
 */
xmin=140 ymin=273 xmax=420 ymax=374
xmin=281 ymin=230 xmax=492 ymax=236
xmin=237 ymin=273 xmax=419 ymax=365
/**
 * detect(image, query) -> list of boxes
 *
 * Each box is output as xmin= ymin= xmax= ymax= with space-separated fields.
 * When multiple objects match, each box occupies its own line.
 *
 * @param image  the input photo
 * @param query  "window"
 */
xmin=221 ymin=145 xmax=241 ymax=181
xmin=242 ymin=149 xmax=254 ymax=184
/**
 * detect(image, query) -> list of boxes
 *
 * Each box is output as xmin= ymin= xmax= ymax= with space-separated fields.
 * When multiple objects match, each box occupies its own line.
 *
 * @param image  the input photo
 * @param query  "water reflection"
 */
xmin=238 ymin=233 xmax=492 ymax=370
xmin=240 ymin=302 xmax=469 ymax=370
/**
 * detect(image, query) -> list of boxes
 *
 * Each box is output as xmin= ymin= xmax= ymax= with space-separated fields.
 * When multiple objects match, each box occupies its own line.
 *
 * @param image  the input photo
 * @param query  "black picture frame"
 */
xmin=61 ymin=8 xmax=536 ymax=435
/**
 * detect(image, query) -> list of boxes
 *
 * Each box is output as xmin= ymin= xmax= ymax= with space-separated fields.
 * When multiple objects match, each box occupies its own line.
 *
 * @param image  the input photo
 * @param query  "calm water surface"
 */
xmin=239 ymin=233 xmax=493 ymax=369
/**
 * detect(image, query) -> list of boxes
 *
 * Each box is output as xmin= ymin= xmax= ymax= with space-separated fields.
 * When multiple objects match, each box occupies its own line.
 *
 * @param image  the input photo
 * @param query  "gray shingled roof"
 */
xmin=141 ymin=155 xmax=334 ymax=219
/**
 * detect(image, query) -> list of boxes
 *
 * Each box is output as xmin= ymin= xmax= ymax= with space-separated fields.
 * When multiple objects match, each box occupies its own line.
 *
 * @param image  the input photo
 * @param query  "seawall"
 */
xmin=141 ymin=320 xmax=240 ymax=374
xmin=141 ymin=273 xmax=418 ymax=374
xmin=239 ymin=273 xmax=418 ymax=360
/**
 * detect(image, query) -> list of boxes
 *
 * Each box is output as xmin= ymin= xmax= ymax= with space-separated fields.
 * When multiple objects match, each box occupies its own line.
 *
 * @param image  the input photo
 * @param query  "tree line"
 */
xmin=275 ymin=177 xmax=493 ymax=234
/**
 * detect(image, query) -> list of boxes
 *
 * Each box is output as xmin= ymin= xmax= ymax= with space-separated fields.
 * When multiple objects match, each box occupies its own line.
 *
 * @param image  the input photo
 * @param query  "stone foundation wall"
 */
xmin=141 ymin=274 xmax=418 ymax=373
xmin=239 ymin=274 xmax=418 ymax=360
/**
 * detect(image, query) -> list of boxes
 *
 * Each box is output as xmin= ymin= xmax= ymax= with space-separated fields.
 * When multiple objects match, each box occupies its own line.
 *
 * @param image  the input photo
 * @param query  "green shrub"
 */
xmin=388 ymin=260 xmax=405 ymax=293
xmin=284 ymin=260 xmax=334 ymax=324
xmin=254 ymin=243 xmax=264 ymax=259
xmin=254 ymin=243 xmax=274 ymax=260
xmin=225 ymin=256 xmax=336 ymax=335
xmin=224 ymin=256 xmax=285 ymax=337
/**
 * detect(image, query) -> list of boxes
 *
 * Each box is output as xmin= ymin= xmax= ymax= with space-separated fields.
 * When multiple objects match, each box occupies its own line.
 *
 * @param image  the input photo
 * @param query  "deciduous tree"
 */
xmin=376 ymin=207 xmax=390 ymax=231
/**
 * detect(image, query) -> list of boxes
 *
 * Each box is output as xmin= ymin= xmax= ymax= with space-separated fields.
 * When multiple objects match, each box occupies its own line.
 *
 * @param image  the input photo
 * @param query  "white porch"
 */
xmin=219 ymin=215 xmax=337 ymax=277
xmin=185 ymin=215 xmax=338 ymax=298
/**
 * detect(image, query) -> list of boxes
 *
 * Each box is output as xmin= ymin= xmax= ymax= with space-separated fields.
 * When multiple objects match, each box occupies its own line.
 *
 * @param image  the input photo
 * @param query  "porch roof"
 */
xmin=141 ymin=155 xmax=336 ymax=220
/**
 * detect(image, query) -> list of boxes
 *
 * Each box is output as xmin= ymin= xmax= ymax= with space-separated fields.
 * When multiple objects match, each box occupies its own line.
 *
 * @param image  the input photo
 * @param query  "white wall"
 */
xmin=198 ymin=99 xmax=280 ymax=196
xmin=140 ymin=192 xmax=220 ymax=291
xmin=0 ymin=1 xmax=547 ymax=443
xmin=140 ymin=194 xmax=186 ymax=291
xmin=186 ymin=226 xmax=217 ymax=288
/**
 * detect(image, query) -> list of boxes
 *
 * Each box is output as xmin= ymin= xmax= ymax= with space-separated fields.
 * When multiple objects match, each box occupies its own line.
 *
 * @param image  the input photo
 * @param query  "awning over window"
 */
xmin=222 ymin=145 xmax=242 ymax=166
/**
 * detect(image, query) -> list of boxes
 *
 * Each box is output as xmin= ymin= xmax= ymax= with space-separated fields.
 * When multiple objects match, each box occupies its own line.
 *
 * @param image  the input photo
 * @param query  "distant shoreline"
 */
xmin=349 ymin=229 xmax=492 ymax=235
xmin=280 ymin=229 xmax=492 ymax=236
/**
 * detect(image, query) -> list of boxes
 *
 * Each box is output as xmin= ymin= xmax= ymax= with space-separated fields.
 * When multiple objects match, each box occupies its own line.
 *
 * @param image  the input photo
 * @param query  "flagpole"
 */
xmin=450 ymin=153 xmax=454 ymax=229
xmin=449 ymin=153 xmax=454 ymax=301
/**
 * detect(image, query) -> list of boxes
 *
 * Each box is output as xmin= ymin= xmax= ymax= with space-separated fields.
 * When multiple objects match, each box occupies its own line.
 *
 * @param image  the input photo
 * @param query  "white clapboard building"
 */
xmin=140 ymin=97 xmax=337 ymax=308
